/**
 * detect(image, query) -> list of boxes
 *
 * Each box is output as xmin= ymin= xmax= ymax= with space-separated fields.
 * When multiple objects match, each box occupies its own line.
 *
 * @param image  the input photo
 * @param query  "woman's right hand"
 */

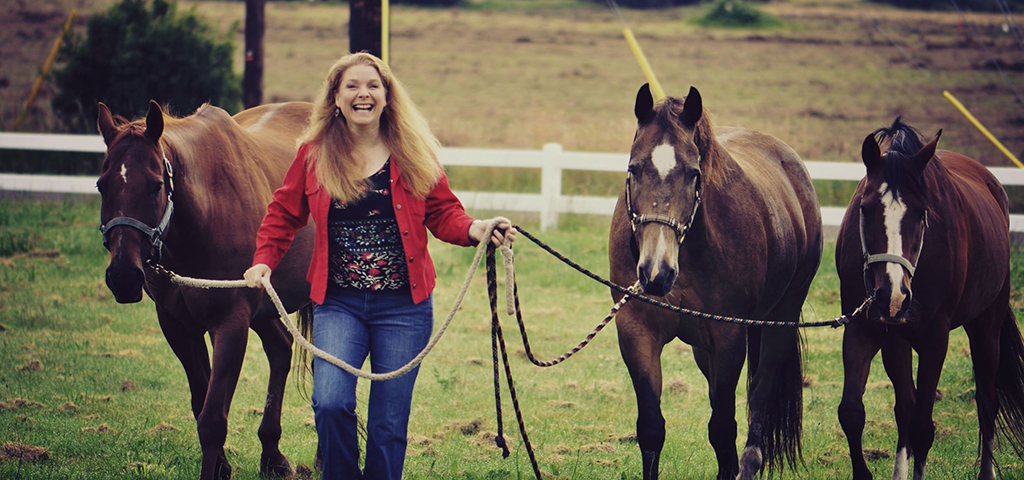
xmin=244 ymin=264 xmax=272 ymax=289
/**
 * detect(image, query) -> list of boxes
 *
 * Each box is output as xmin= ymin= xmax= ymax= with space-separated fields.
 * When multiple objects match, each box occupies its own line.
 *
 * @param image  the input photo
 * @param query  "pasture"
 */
xmin=3 ymin=199 xmax=1024 ymax=479
xmin=3 ymin=0 xmax=1024 ymax=478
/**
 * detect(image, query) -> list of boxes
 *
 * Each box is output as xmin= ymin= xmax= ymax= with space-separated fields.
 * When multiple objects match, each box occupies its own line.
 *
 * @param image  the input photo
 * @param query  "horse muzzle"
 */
xmin=637 ymin=260 xmax=676 ymax=297
xmin=871 ymin=284 xmax=912 ymax=325
xmin=105 ymin=262 xmax=145 ymax=303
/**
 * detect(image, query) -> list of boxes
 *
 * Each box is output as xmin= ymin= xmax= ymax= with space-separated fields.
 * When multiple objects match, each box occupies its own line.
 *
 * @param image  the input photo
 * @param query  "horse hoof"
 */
xmin=736 ymin=446 xmax=762 ymax=480
xmin=260 ymin=455 xmax=293 ymax=477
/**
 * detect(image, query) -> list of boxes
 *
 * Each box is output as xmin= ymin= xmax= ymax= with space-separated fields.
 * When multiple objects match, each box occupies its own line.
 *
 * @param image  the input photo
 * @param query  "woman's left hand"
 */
xmin=469 ymin=219 xmax=517 ymax=247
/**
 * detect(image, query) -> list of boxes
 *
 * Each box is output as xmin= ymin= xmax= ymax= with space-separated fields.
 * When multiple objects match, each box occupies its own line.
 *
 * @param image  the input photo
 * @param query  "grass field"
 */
xmin=4 ymin=0 xmax=1024 ymax=478
xmin=4 ymin=199 xmax=1024 ymax=479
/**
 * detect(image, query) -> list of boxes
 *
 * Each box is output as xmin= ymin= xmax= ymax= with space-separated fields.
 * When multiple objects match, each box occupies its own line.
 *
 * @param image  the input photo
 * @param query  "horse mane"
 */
xmin=872 ymin=116 xmax=927 ymax=200
xmin=654 ymin=96 xmax=726 ymax=189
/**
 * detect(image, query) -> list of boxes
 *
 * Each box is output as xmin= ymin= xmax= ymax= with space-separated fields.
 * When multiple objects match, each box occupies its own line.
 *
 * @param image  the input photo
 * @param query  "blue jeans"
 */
xmin=312 ymin=289 xmax=433 ymax=480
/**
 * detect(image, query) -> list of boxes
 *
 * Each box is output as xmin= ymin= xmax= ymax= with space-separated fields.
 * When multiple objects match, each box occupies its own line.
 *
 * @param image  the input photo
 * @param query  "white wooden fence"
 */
xmin=3 ymin=132 xmax=1024 ymax=232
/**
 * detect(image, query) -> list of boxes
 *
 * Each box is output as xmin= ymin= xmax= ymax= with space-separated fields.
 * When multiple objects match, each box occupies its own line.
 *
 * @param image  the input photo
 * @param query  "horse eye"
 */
xmin=96 ymin=182 xmax=105 ymax=195
xmin=151 ymin=180 xmax=164 ymax=194
xmin=688 ymin=169 xmax=701 ymax=181
xmin=627 ymin=164 xmax=639 ymax=175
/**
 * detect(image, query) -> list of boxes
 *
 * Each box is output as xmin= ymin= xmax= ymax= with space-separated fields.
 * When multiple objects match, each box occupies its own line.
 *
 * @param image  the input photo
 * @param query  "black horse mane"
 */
xmin=872 ymin=116 xmax=927 ymax=199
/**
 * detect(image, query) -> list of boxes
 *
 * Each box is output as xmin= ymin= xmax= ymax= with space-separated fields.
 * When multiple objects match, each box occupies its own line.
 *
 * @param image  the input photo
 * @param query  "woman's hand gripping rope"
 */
xmin=164 ymin=217 xmax=517 ymax=381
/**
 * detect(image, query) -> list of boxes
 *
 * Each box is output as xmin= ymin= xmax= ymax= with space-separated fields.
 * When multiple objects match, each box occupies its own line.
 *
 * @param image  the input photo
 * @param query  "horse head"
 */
xmin=627 ymin=84 xmax=705 ymax=297
xmin=96 ymin=100 xmax=174 ymax=303
xmin=857 ymin=119 xmax=940 ymax=324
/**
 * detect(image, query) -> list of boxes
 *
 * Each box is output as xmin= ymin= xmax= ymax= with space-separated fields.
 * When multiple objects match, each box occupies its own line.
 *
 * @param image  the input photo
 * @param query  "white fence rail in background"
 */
xmin=3 ymin=132 xmax=1024 ymax=232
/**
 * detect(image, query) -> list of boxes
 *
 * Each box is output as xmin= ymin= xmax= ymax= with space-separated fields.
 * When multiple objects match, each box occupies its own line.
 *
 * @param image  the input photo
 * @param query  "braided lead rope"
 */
xmin=487 ymin=248 xmax=638 ymax=367
xmin=159 ymin=217 xmax=515 ymax=381
xmin=487 ymin=246 xmax=543 ymax=480
xmin=513 ymin=225 xmax=872 ymax=328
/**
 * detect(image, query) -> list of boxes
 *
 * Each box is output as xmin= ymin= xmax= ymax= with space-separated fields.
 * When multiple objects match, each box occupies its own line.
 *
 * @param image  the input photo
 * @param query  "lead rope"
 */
xmin=157 ymin=217 xmax=515 ymax=381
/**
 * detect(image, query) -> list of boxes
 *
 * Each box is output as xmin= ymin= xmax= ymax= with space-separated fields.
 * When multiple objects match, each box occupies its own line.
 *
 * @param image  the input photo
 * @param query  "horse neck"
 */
xmin=159 ymin=119 xmax=270 ymax=254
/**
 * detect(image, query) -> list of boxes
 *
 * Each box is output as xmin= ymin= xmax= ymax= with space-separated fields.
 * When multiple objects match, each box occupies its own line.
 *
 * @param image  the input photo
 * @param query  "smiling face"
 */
xmin=334 ymin=64 xmax=387 ymax=129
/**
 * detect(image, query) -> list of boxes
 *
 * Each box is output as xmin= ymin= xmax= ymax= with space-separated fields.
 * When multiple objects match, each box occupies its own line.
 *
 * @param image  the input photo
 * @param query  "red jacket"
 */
xmin=253 ymin=144 xmax=475 ymax=305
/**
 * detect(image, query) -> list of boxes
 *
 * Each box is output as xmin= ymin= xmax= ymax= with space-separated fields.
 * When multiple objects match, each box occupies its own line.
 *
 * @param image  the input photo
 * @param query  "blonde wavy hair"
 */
xmin=299 ymin=52 xmax=442 ymax=203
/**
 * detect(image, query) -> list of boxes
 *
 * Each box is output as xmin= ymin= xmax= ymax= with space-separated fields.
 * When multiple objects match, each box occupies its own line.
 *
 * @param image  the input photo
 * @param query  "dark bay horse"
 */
xmin=609 ymin=84 xmax=822 ymax=480
xmin=97 ymin=100 xmax=315 ymax=479
xmin=836 ymin=118 xmax=1024 ymax=480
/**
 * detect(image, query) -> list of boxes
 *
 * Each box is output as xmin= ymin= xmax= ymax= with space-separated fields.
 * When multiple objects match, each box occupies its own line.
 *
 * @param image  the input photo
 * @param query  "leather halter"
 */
xmin=99 ymin=144 xmax=175 ymax=265
xmin=859 ymin=201 xmax=927 ymax=295
xmin=625 ymin=155 xmax=702 ymax=246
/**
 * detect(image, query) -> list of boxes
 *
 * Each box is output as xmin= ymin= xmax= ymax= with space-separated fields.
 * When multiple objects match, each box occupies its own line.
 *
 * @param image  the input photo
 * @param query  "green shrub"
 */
xmin=51 ymin=0 xmax=241 ymax=132
xmin=693 ymin=0 xmax=782 ymax=29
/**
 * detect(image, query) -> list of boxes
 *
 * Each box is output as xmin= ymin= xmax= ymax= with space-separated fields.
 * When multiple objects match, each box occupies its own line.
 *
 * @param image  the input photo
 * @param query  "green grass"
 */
xmin=3 ymin=198 xmax=1024 ymax=478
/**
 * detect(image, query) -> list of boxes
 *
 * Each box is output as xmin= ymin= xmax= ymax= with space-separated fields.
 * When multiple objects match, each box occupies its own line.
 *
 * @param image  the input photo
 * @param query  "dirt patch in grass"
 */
xmin=58 ymin=401 xmax=78 ymax=412
xmin=81 ymin=423 xmax=110 ymax=433
xmin=17 ymin=360 xmax=43 ymax=372
xmin=443 ymin=417 xmax=482 ymax=436
xmin=120 ymin=380 xmax=136 ymax=392
xmin=0 ymin=442 xmax=50 ymax=463
xmin=148 ymin=422 xmax=180 ymax=434
xmin=864 ymin=448 xmax=891 ymax=461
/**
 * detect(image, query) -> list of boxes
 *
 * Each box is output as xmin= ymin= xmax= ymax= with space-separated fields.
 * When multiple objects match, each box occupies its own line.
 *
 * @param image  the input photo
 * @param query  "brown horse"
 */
xmin=609 ymin=84 xmax=822 ymax=480
xmin=836 ymin=117 xmax=1024 ymax=480
xmin=97 ymin=100 xmax=315 ymax=479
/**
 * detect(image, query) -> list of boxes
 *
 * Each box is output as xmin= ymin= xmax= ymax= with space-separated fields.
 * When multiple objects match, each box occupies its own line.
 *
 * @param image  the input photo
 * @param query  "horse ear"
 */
xmin=861 ymin=133 xmax=881 ymax=172
xmin=97 ymin=102 xmax=118 ymax=147
xmin=634 ymin=83 xmax=655 ymax=124
xmin=910 ymin=129 xmax=941 ymax=176
xmin=145 ymin=100 xmax=164 ymax=145
xmin=681 ymin=86 xmax=702 ymax=127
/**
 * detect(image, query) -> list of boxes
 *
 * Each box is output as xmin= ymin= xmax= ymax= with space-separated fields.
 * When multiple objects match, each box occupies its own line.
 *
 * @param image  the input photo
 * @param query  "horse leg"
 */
xmin=839 ymin=323 xmax=883 ymax=480
xmin=157 ymin=307 xmax=211 ymax=421
xmin=696 ymin=331 xmax=745 ymax=480
xmin=250 ymin=314 xmax=294 ymax=477
xmin=618 ymin=320 xmax=669 ymax=480
xmin=738 ymin=323 xmax=802 ymax=479
xmin=198 ymin=313 xmax=251 ymax=480
xmin=908 ymin=329 xmax=948 ymax=480
xmin=881 ymin=335 xmax=915 ymax=480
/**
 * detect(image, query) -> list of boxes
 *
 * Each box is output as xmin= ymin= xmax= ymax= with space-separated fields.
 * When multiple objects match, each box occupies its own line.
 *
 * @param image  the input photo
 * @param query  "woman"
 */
xmin=244 ymin=52 xmax=514 ymax=480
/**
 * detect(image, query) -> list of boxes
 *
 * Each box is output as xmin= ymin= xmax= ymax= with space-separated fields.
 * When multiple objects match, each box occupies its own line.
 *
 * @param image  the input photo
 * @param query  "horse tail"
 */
xmin=294 ymin=302 xmax=315 ymax=401
xmin=757 ymin=326 xmax=804 ymax=474
xmin=995 ymin=309 xmax=1024 ymax=456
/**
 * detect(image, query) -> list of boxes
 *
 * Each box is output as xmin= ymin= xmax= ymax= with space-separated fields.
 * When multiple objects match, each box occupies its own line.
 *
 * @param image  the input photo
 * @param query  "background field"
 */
xmin=3 ymin=0 xmax=1024 ymax=478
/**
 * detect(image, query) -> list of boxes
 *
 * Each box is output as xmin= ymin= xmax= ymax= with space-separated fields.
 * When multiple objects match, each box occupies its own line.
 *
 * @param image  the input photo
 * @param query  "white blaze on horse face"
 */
xmin=892 ymin=446 xmax=908 ymax=480
xmin=120 ymin=163 xmax=128 ymax=183
xmin=651 ymin=142 xmax=676 ymax=181
xmin=880 ymin=183 xmax=909 ymax=316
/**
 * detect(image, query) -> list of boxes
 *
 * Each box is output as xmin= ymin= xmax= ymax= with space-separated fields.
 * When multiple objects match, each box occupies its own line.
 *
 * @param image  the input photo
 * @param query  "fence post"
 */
xmin=540 ymin=143 xmax=563 ymax=231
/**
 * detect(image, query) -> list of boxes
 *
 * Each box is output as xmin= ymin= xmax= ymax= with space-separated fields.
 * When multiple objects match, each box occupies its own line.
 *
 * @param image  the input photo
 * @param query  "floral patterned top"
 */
xmin=327 ymin=158 xmax=409 ymax=292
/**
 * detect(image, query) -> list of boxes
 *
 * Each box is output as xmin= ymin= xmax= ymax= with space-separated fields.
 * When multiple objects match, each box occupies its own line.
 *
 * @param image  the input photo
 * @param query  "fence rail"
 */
xmin=3 ymin=132 xmax=1024 ymax=232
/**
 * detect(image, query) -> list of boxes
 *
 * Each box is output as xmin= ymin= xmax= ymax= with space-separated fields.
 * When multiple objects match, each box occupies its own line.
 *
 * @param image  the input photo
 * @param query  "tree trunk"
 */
xmin=243 ymin=0 xmax=265 ymax=109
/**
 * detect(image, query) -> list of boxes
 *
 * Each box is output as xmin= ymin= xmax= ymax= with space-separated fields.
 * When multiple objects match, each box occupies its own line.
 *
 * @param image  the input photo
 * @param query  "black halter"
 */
xmin=99 ymin=144 xmax=175 ymax=265
xmin=624 ymin=155 xmax=703 ymax=246
xmin=858 ymin=201 xmax=928 ymax=296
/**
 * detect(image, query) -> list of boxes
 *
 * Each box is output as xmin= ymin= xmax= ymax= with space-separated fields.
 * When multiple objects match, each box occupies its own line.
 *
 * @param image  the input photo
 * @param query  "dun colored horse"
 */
xmin=97 ymin=100 xmax=314 ymax=479
xmin=609 ymin=84 xmax=822 ymax=480
xmin=836 ymin=118 xmax=1024 ymax=480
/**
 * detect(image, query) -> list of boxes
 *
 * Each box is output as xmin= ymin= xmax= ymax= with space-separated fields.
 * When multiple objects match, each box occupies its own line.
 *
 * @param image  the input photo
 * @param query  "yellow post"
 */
xmin=942 ymin=90 xmax=1024 ymax=169
xmin=622 ymin=28 xmax=665 ymax=100
xmin=382 ymin=0 xmax=390 ymax=65
xmin=15 ymin=8 xmax=78 ymax=131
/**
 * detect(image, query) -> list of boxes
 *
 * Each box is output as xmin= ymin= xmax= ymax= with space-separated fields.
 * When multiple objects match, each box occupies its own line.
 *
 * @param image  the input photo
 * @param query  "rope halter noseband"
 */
xmin=99 ymin=144 xmax=175 ymax=265
xmin=858 ymin=201 xmax=927 ymax=296
xmin=625 ymin=154 xmax=703 ymax=246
